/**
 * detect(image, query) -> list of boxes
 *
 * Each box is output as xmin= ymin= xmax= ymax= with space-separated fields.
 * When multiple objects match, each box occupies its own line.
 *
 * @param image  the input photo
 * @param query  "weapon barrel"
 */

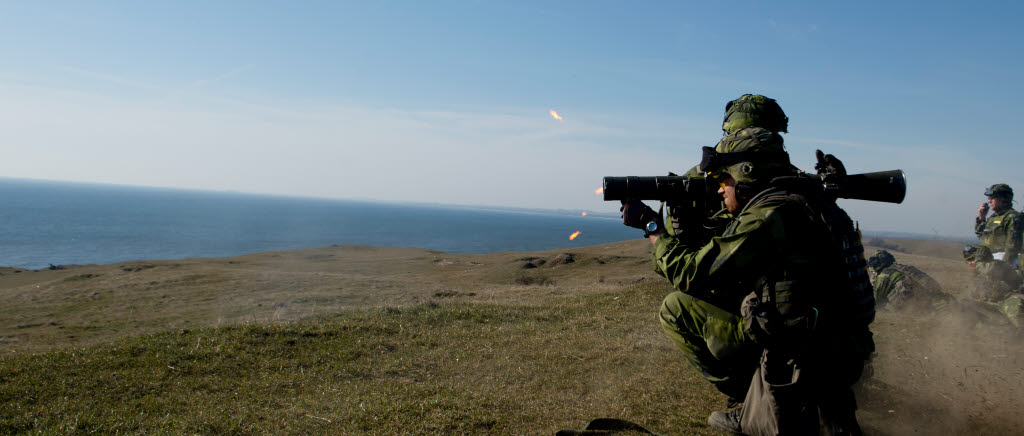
xmin=835 ymin=170 xmax=907 ymax=204
xmin=602 ymin=176 xmax=705 ymax=201
xmin=603 ymin=170 xmax=907 ymax=204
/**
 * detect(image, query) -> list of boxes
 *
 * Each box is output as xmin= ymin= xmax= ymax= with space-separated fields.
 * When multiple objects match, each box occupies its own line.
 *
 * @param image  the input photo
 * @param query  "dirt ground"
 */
xmin=1 ymin=236 xmax=1021 ymax=434
xmin=856 ymin=238 xmax=1024 ymax=435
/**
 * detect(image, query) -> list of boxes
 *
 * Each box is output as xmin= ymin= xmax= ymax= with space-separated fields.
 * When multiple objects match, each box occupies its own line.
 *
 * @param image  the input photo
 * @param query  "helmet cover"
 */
xmin=722 ymin=94 xmax=789 ymax=134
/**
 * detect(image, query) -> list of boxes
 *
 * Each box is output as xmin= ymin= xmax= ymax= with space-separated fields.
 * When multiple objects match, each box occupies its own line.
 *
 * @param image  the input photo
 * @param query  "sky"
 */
xmin=1 ymin=1 xmax=1022 ymax=239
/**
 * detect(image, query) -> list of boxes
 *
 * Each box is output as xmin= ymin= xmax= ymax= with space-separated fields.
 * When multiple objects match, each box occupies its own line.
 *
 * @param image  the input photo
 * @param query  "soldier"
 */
xmin=974 ymin=184 xmax=1022 ymax=266
xmin=967 ymin=184 xmax=1023 ymax=302
xmin=867 ymin=248 xmax=1022 ymax=329
xmin=621 ymin=127 xmax=874 ymax=435
xmin=867 ymin=250 xmax=952 ymax=312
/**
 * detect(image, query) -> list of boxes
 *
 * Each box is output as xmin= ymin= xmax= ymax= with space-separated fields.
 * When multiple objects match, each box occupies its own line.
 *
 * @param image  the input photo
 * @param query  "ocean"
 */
xmin=0 ymin=179 xmax=638 ymax=270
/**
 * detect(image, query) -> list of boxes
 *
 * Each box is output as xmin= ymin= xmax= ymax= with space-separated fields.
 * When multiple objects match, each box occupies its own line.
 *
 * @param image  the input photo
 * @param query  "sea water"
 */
xmin=0 ymin=179 xmax=637 ymax=269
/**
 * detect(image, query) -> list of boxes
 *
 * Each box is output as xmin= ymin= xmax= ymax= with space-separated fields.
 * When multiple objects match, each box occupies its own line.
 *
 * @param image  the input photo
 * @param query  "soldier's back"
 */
xmin=879 ymin=264 xmax=950 ymax=312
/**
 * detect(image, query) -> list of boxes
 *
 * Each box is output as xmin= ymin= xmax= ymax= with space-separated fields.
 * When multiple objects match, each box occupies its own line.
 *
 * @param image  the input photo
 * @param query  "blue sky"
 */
xmin=1 ymin=1 xmax=1022 ymax=238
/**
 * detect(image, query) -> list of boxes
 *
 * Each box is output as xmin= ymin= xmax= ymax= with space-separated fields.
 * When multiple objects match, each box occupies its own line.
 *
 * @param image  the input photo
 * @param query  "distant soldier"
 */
xmin=967 ymin=184 xmax=1023 ymax=301
xmin=974 ymin=183 xmax=1022 ymax=265
xmin=961 ymin=184 xmax=1024 ymax=328
xmin=866 ymin=250 xmax=952 ymax=312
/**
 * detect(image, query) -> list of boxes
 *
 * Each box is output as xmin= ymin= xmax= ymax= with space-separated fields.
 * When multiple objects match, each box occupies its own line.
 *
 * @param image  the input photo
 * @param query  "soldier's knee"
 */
xmin=659 ymin=291 xmax=688 ymax=326
xmin=661 ymin=291 xmax=707 ymax=340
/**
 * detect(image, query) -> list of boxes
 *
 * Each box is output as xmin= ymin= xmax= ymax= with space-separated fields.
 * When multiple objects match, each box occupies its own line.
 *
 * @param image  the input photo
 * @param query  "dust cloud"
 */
xmin=858 ymin=242 xmax=1023 ymax=436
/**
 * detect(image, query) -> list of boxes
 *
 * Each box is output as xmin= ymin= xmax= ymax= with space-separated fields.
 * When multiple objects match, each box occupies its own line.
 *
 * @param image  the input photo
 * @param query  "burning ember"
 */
xmin=569 ymin=230 xmax=582 ymax=240
xmin=550 ymin=110 xmax=564 ymax=121
xmin=581 ymin=212 xmax=587 ymax=216
xmin=595 ymin=187 xmax=604 ymax=195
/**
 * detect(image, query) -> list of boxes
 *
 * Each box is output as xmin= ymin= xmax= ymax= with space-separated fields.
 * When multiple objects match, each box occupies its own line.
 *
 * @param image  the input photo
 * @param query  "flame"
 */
xmin=550 ymin=110 xmax=563 ymax=121
xmin=581 ymin=212 xmax=587 ymax=216
xmin=569 ymin=230 xmax=582 ymax=240
xmin=595 ymin=187 xmax=603 ymax=195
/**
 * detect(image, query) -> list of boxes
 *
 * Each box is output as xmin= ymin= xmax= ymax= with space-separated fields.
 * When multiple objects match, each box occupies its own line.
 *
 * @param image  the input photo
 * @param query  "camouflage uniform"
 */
xmin=655 ymin=128 xmax=873 ymax=435
xmin=968 ymin=184 xmax=1024 ymax=327
xmin=974 ymin=206 xmax=1022 ymax=266
xmin=867 ymin=250 xmax=952 ymax=312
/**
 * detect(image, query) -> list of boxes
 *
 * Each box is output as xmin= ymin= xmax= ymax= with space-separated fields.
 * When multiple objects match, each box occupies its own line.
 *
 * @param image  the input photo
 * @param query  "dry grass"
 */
xmin=2 ymin=237 xmax=1023 ymax=435
xmin=0 ymin=281 xmax=722 ymax=435
xmin=0 ymin=241 xmax=658 ymax=353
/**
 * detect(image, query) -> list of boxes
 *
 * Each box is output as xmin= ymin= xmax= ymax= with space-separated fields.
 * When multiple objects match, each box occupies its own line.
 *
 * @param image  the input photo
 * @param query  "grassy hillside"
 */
xmin=0 ymin=242 xmax=658 ymax=354
xmin=1 ymin=281 xmax=722 ymax=435
xmin=2 ymin=237 xmax=1022 ymax=435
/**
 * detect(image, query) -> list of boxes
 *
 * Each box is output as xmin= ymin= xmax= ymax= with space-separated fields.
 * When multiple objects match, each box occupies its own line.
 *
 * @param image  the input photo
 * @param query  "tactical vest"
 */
xmin=741 ymin=183 xmax=876 ymax=332
xmin=976 ymin=208 xmax=1023 ymax=263
xmin=876 ymin=264 xmax=944 ymax=310
xmin=884 ymin=264 xmax=941 ymax=294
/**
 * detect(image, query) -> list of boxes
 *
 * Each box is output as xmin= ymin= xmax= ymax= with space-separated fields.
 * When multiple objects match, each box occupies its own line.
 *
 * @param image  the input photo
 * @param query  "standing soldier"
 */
xmin=959 ymin=184 xmax=1024 ymax=328
xmin=964 ymin=184 xmax=1024 ymax=328
xmin=967 ymin=184 xmax=1023 ymax=302
xmin=974 ymin=184 xmax=1022 ymax=266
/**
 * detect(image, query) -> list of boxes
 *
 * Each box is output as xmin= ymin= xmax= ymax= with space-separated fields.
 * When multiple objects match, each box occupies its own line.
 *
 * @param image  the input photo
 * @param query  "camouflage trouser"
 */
xmin=966 ymin=261 xmax=1024 ymax=328
xmin=1000 ymin=293 xmax=1024 ymax=328
xmin=659 ymin=291 xmax=760 ymax=400
xmin=970 ymin=261 xmax=1020 ymax=301
xmin=886 ymin=280 xmax=954 ymax=312
xmin=960 ymin=294 xmax=1024 ymax=329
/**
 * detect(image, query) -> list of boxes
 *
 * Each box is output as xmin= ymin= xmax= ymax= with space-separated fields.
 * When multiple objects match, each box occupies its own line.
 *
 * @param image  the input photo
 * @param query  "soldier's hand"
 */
xmin=620 ymin=199 xmax=659 ymax=230
xmin=814 ymin=149 xmax=847 ymax=178
xmin=979 ymin=202 xmax=989 ymax=219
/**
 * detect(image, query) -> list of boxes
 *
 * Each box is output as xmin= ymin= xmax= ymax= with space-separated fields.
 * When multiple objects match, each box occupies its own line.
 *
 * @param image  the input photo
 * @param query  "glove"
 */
xmin=814 ymin=149 xmax=847 ymax=181
xmin=620 ymin=199 xmax=662 ymax=236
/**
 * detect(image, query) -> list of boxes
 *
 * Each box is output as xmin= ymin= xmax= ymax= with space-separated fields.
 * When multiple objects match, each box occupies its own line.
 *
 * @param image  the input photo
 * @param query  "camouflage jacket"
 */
xmin=651 ymin=184 xmax=873 ymax=327
xmin=974 ymin=208 xmax=1023 ymax=264
xmin=869 ymin=264 xmax=950 ymax=312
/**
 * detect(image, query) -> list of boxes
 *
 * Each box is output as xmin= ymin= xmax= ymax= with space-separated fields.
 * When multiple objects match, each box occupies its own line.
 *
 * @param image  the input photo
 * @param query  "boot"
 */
xmin=725 ymin=397 xmax=743 ymax=410
xmin=707 ymin=408 xmax=744 ymax=434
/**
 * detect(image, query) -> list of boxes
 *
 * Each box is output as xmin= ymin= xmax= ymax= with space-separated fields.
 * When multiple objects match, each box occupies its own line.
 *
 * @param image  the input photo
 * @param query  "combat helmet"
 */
xmin=985 ymin=184 xmax=1013 ymax=201
xmin=699 ymin=127 xmax=794 ymax=190
xmin=722 ymin=94 xmax=789 ymax=135
xmin=867 ymin=250 xmax=896 ymax=272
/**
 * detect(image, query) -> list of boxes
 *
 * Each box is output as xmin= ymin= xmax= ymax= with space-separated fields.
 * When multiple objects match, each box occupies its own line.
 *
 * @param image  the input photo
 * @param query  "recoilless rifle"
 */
xmin=602 ymin=150 xmax=906 ymax=245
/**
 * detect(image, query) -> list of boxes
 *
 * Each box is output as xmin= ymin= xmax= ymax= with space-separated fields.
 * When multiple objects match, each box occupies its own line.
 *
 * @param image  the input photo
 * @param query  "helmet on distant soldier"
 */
xmin=722 ymin=94 xmax=789 ymax=135
xmin=867 ymin=250 xmax=896 ymax=272
xmin=700 ymin=127 xmax=794 ymax=186
xmin=985 ymin=184 xmax=1013 ymax=201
